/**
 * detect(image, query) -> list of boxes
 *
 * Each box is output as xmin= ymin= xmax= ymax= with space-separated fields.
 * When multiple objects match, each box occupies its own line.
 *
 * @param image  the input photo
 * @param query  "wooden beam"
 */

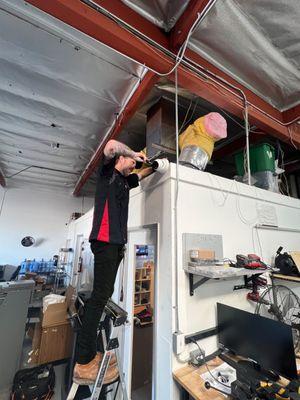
xmin=73 ymin=71 xmax=159 ymax=195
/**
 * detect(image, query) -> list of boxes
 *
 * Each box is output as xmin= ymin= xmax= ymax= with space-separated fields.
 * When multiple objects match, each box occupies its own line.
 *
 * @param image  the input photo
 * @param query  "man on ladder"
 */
xmin=73 ymin=140 xmax=153 ymax=386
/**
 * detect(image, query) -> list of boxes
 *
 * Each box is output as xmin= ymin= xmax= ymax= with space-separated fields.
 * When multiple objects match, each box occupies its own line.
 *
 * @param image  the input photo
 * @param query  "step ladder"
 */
xmin=67 ymin=299 xmax=129 ymax=400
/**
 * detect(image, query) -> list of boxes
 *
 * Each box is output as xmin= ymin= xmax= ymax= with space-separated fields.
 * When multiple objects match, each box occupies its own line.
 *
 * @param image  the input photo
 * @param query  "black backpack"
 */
xmin=11 ymin=364 xmax=55 ymax=400
xmin=275 ymin=247 xmax=299 ymax=277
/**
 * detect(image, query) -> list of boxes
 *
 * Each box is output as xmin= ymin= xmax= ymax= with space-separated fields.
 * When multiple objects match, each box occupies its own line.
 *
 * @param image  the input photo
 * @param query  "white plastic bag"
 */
xmin=43 ymin=294 xmax=65 ymax=313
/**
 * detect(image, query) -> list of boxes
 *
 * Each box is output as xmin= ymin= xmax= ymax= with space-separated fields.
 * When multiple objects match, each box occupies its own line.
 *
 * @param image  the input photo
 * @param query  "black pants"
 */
xmin=76 ymin=241 xmax=124 ymax=364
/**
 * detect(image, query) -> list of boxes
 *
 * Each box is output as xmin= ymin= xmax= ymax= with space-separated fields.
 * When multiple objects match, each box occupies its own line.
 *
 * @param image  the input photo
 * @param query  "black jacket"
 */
xmin=89 ymin=156 xmax=139 ymax=244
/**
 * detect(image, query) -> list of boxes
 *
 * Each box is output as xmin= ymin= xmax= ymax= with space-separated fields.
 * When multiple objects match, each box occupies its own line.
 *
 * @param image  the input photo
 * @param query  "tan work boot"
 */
xmin=97 ymin=352 xmax=119 ymax=384
xmin=104 ymin=364 xmax=119 ymax=385
xmin=97 ymin=352 xmax=117 ymax=368
xmin=73 ymin=352 xmax=118 ymax=385
xmin=73 ymin=355 xmax=100 ymax=385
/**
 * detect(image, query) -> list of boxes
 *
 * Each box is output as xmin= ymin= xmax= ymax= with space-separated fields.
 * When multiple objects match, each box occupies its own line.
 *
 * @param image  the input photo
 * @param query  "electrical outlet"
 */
xmin=190 ymin=348 xmax=205 ymax=366
xmin=173 ymin=332 xmax=186 ymax=355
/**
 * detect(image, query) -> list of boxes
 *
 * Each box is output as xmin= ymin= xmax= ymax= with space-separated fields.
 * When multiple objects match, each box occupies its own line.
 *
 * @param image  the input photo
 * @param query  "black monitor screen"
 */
xmin=217 ymin=303 xmax=297 ymax=379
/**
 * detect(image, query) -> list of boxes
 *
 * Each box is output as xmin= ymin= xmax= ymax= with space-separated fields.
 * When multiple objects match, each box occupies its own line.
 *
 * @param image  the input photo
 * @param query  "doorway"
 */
xmin=121 ymin=224 xmax=158 ymax=400
xmin=131 ymin=244 xmax=155 ymax=400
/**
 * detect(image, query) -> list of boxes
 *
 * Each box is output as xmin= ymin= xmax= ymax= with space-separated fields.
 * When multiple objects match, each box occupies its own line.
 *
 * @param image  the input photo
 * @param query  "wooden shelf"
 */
xmin=135 ymin=290 xmax=151 ymax=294
xmin=134 ymin=302 xmax=151 ymax=306
xmin=272 ymin=273 xmax=300 ymax=283
xmin=135 ymin=279 xmax=151 ymax=281
xmin=139 ymin=321 xmax=153 ymax=326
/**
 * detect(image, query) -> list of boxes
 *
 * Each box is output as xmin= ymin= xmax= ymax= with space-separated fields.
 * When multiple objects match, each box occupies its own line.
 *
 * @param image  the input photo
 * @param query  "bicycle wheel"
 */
xmin=255 ymin=284 xmax=300 ymax=351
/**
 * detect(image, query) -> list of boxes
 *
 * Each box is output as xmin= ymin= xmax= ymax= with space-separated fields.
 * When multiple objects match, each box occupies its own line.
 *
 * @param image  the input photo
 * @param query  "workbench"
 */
xmin=173 ymin=357 xmax=225 ymax=400
xmin=173 ymin=356 xmax=292 ymax=400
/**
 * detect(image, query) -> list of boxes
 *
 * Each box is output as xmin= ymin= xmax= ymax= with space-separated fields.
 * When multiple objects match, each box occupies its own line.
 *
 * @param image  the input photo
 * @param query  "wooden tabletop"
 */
xmin=173 ymin=357 xmax=226 ymax=400
xmin=272 ymin=273 xmax=300 ymax=283
xmin=173 ymin=356 xmax=292 ymax=400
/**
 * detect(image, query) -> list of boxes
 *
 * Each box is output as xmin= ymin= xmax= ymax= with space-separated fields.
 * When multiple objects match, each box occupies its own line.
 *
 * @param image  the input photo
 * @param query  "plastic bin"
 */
xmin=235 ymin=143 xmax=275 ymax=176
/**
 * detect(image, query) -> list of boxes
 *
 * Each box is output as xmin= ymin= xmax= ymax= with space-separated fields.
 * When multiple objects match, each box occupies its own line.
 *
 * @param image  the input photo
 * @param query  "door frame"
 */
xmin=120 ymin=223 xmax=159 ymax=400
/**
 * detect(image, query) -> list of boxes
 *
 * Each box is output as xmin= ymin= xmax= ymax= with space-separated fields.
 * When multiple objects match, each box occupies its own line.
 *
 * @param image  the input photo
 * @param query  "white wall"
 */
xmin=0 ymin=187 xmax=93 ymax=265
xmin=61 ymin=165 xmax=300 ymax=400
xmin=171 ymin=164 xmax=300 ymax=398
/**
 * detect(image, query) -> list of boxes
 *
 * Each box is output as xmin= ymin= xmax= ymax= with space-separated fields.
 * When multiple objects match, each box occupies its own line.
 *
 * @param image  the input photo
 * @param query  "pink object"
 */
xmin=203 ymin=112 xmax=227 ymax=139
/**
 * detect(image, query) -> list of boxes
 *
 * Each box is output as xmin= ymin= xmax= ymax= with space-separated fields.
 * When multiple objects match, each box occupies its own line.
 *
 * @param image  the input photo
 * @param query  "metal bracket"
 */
xmin=107 ymin=337 xmax=119 ymax=350
xmin=189 ymin=273 xmax=210 ymax=296
xmin=185 ymin=326 xmax=218 ymax=344
xmin=233 ymin=274 xmax=262 ymax=291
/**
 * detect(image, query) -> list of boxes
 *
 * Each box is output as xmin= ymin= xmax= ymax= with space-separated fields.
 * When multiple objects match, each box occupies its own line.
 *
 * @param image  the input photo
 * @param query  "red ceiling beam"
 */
xmin=26 ymin=0 xmax=293 ymax=134
xmin=25 ymin=0 xmax=300 ymax=194
xmin=283 ymin=105 xmax=300 ymax=124
xmin=90 ymin=0 xmax=168 ymax=48
xmin=73 ymin=71 xmax=159 ymax=196
xmin=185 ymin=49 xmax=284 ymax=124
xmin=168 ymin=67 xmax=299 ymax=148
xmin=26 ymin=0 xmax=174 ymax=74
xmin=170 ymin=0 xmax=212 ymax=50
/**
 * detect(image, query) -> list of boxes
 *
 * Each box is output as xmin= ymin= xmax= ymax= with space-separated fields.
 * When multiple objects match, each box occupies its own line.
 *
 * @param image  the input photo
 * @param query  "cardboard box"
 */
xmin=31 ymin=321 xmax=73 ymax=365
xmin=190 ymin=249 xmax=215 ymax=261
xmin=42 ymin=286 xmax=75 ymax=327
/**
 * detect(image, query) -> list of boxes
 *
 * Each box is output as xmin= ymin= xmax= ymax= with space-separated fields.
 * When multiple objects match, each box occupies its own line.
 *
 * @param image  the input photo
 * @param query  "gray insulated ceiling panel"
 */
xmin=188 ymin=0 xmax=300 ymax=111
xmin=0 ymin=0 xmax=146 ymax=193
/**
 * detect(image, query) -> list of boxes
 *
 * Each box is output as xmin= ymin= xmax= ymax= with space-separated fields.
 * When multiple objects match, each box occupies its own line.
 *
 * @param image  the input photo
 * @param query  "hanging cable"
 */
xmin=81 ymin=0 xmax=206 ymax=77
xmin=0 ymin=189 xmax=7 ymax=218
xmin=6 ymin=165 xmax=80 ymax=179
xmin=243 ymin=105 xmax=251 ymax=185
xmin=81 ymin=0 xmax=299 ymax=128
xmin=174 ymin=67 xmax=180 ymax=332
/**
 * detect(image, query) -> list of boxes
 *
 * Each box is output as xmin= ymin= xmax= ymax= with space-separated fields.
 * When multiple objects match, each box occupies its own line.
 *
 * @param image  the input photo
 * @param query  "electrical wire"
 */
xmin=190 ymin=339 xmax=231 ymax=389
xmin=82 ymin=0 xmax=203 ymax=77
xmin=0 ymin=189 xmax=7 ymax=219
xmin=174 ymin=66 xmax=180 ymax=333
xmin=179 ymin=97 xmax=200 ymax=133
xmin=6 ymin=165 xmax=80 ymax=179
xmin=81 ymin=0 xmax=299 ymax=132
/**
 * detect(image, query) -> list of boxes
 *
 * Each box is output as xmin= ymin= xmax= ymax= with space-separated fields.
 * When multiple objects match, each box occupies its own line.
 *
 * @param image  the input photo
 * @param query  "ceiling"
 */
xmin=121 ymin=0 xmax=300 ymax=112
xmin=121 ymin=0 xmax=190 ymax=31
xmin=0 ymin=0 xmax=146 ymax=194
xmin=188 ymin=0 xmax=300 ymax=112
xmin=0 ymin=0 xmax=299 ymax=195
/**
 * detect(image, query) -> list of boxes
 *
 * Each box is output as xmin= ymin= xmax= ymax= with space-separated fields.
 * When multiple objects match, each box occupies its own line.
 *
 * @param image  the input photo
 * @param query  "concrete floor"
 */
xmin=3 ymin=329 xmax=151 ymax=400
xmin=132 ymin=383 xmax=152 ymax=400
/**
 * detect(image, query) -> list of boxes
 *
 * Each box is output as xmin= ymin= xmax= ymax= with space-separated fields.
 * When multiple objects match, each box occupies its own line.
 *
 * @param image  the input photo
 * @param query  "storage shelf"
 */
xmin=139 ymin=321 xmax=153 ymax=326
xmin=135 ymin=290 xmax=151 ymax=294
xmin=185 ymin=263 xmax=267 ymax=296
xmin=134 ymin=302 xmax=150 ymax=306
xmin=135 ymin=279 xmax=151 ymax=282
xmin=272 ymin=273 xmax=300 ymax=283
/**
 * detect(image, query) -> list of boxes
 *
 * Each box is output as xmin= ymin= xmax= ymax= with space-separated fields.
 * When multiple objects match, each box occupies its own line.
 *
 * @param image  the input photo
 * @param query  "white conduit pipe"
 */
xmin=174 ymin=67 xmax=180 ymax=332
xmin=82 ymin=0 xmax=299 ymax=127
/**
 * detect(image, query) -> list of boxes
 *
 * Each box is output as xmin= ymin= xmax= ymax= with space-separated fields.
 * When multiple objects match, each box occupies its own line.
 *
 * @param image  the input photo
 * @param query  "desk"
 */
xmin=173 ymin=357 xmax=290 ymax=400
xmin=173 ymin=357 xmax=225 ymax=400
xmin=272 ymin=273 xmax=300 ymax=283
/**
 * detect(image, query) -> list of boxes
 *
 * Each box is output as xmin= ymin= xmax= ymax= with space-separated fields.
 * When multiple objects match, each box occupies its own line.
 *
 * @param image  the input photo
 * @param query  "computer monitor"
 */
xmin=217 ymin=303 xmax=297 ymax=379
